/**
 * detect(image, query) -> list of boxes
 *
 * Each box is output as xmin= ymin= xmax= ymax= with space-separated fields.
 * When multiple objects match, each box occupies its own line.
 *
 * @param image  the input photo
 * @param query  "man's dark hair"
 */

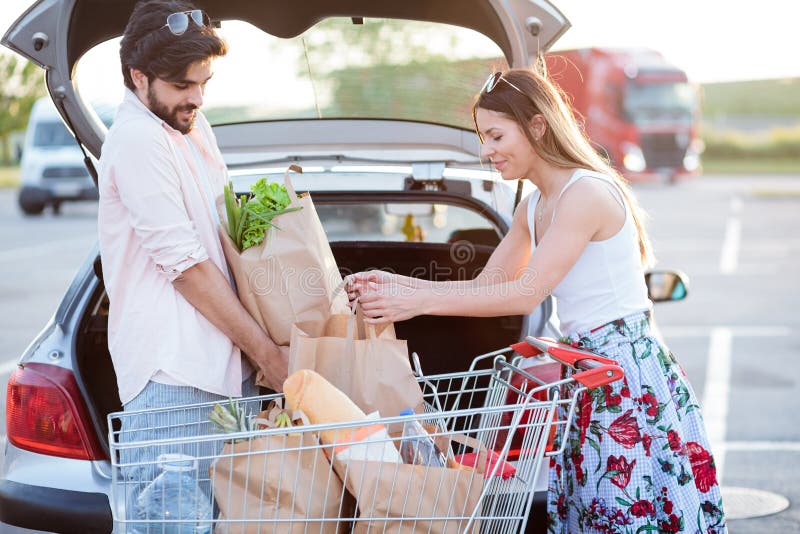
xmin=119 ymin=0 xmax=227 ymax=91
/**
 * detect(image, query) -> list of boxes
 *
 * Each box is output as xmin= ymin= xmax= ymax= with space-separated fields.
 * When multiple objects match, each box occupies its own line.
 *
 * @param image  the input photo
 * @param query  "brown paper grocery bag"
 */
xmin=211 ymin=431 xmax=351 ymax=534
xmin=289 ymin=308 xmax=424 ymax=420
xmin=332 ymin=433 xmax=486 ymax=534
xmin=217 ymin=166 xmax=349 ymax=386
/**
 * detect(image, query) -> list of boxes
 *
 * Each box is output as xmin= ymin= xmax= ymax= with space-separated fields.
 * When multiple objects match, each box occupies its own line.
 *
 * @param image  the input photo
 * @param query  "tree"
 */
xmin=324 ymin=59 xmax=497 ymax=128
xmin=302 ymin=18 xmax=441 ymax=72
xmin=292 ymin=18 xmax=506 ymax=128
xmin=0 ymin=54 xmax=46 ymax=165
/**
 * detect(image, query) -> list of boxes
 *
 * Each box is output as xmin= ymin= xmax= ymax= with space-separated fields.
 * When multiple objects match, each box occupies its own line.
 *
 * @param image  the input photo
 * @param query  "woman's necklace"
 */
xmin=537 ymin=195 xmax=547 ymax=225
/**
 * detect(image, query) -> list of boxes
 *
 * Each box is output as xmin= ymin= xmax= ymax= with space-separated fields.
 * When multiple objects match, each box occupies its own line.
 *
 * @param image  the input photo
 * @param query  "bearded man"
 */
xmin=98 ymin=0 xmax=286 ymax=506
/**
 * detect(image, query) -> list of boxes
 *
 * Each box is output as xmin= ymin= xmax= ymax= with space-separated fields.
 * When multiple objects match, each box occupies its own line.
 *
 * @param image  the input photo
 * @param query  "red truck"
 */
xmin=545 ymin=48 xmax=702 ymax=182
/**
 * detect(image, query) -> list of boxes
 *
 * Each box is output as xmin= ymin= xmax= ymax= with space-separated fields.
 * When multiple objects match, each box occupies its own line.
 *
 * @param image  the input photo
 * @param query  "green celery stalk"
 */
xmin=224 ymin=182 xmax=237 ymax=237
xmin=234 ymin=194 xmax=249 ymax=249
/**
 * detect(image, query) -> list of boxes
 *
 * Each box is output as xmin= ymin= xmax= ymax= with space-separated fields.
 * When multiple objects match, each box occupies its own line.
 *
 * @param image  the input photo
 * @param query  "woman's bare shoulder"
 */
xmin=557 ymin=175 xmax=626 ymax=239
xmin=562 ymin=174 xmax=622 ymax=207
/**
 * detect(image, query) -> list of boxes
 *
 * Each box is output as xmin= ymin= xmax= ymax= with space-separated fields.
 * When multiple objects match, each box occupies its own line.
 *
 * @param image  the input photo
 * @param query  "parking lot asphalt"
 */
xmin=0 ymin=174 xmax=798 ymax=531
xmin=637 ymin=175 xmax=800 ymax=532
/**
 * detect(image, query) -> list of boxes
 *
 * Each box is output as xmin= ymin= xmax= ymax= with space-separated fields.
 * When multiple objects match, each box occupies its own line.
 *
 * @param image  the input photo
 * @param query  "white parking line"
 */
xmin=719 ymin=195 xmax=742 ymax=275
xmin=730 ymin=196 xmax=743 ymax=215
xmin=719 ymin=218 xmax=741 ymax=275
xmin=702 ymin=327 xmax=732 ymax=483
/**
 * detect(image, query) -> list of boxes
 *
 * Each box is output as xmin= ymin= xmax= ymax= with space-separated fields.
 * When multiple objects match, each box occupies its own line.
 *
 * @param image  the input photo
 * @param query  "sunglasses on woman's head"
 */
xmin=481 ymin=71 xmax=526 ymax=97
xmin=159 ymin=10 xmax=211 ymax=36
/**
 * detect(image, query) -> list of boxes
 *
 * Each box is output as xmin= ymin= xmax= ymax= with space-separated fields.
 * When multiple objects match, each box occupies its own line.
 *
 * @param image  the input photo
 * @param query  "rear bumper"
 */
xmin=0 ymin=478 xmax=545 ymax=534
xmin=20 ymin=184 xmax=99 ymax=202
xmin=0 ymin=479 xmax=111 ymax=534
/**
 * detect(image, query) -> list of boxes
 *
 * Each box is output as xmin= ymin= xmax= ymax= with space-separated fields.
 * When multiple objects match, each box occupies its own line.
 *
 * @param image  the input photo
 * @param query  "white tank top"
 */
xmin=527 ymin=169 xmax=652 ymax=336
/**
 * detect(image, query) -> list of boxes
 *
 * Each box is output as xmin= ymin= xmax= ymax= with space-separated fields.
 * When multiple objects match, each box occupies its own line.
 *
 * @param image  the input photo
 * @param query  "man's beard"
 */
xmin=146 ymin=85 xmax=197 ymax=135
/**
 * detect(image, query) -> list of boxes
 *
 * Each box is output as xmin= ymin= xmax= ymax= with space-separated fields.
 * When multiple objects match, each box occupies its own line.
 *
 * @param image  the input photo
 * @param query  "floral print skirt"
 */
xmin=547 ymin=310 xmax=727 ymax=533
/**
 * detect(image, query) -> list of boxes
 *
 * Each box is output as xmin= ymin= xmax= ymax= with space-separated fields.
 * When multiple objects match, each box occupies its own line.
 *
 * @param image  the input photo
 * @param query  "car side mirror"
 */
xmin=645 ymin=270 xmax=689 ymax=303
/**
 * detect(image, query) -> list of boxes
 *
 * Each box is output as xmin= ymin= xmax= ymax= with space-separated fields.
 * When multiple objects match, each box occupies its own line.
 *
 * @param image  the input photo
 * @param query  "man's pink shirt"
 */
xmin=98 ymin=89 xmax=245 ymax=404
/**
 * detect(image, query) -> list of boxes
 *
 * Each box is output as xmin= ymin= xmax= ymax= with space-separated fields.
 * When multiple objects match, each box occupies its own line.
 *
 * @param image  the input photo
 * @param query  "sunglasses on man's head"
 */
xmin=160 ymin=10 xmax=211 ymax=36
xmin=481 ymin=71 xmax=526 ymax=97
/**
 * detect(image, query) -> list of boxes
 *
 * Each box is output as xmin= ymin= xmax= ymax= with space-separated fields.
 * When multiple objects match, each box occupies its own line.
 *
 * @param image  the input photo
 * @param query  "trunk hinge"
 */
xmin=53 ymin=94 xmax=99 ymax=187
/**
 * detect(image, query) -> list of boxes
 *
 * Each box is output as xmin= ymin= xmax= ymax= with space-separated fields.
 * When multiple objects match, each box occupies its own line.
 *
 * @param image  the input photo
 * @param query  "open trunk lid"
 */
xmin=3 ymin=0 xmax=569 ymax=158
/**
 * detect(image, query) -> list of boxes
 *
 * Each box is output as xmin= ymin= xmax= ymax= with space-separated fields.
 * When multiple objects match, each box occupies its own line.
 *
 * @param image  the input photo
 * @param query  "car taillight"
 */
xmin=6 ymin=362 xmax=107 ymax=460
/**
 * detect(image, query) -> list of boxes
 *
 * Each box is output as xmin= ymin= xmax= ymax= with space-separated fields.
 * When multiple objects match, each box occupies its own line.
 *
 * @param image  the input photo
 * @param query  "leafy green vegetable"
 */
xmin=223 ymin=178 xmax=302 ymax=250
xmin=251 ymin=179 xmax=291 ymax=211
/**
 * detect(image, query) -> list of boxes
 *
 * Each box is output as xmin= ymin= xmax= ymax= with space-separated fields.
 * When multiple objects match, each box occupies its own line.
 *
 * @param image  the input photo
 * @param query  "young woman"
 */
xmin=346 ymin=68 xmax=727 ymax=533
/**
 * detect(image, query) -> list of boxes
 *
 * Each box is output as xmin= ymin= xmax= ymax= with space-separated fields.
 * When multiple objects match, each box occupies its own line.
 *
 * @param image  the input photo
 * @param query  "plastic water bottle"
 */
xmin=398 ymin=409 xmax=446 ymax=467
xmin=134 ymin=454 xmax=213 ymax=534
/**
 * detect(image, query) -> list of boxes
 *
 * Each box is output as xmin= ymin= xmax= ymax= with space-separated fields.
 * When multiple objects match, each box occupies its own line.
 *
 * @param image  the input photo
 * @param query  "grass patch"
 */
xmin=702 ymin=158 xmax=800 ymax=175
xmin=702 ymin=78 xmax=800 ymax=117
xmin=750 ymin=188 xmax=800 ymax=198
xmin=702 ymin=123 xmax=800 ymax=160
xmin=0 ymin=166 xmax=20 ymax=188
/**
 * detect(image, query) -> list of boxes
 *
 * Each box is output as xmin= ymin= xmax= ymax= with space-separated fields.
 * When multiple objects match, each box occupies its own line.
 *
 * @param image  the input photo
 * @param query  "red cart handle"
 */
xmin=510 ymin=337 xmax=624 ymax=389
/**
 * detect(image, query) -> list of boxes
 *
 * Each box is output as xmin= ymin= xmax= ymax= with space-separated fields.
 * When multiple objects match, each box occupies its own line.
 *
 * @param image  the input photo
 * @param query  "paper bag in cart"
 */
xmin=332 ymin=433 xmax=486 ymax=534
xmin=289 ymin=308 xmax=424 ymax=421
xmin=217 ymin=166 xmax=349 ymax=386
xmin=212 ymin=428 xmax=351 ymax=533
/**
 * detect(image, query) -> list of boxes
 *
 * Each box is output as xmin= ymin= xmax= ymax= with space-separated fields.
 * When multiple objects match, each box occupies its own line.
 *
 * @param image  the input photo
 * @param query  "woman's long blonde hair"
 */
xmin=473 ymin=67 xmax=654 ymax=267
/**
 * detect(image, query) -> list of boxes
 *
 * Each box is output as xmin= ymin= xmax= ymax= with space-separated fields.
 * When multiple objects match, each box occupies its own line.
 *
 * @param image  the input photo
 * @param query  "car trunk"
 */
xmin=74 ymin=240 xmax=525 ymax=447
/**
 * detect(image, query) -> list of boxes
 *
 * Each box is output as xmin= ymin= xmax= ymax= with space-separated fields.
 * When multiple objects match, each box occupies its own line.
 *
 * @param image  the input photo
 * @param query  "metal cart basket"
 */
xmin=108 ymin=337 xmax=624 ymax=534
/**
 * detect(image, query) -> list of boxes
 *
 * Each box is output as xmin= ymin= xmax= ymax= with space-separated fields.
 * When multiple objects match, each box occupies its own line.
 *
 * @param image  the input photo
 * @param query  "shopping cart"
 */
xmin=108 ymin=337 xmax=624 ymax=534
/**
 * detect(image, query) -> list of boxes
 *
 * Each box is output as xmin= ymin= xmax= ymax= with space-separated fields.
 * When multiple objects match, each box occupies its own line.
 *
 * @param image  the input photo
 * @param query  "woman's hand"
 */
xmin=345 ymin=270 xmax=401 ymax=304
xmin=356 ymin=280 xmax=429 ymax=325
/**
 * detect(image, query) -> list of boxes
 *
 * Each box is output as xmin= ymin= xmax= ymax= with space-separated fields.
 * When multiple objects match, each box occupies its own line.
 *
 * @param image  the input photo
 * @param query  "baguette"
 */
xmin=283 ymin=369 xmax=368 ymax=445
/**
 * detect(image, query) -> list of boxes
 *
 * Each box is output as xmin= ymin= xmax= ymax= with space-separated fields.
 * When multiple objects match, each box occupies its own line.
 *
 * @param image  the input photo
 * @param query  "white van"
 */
xmin=17 ymin=97 xmax=112 ymax=215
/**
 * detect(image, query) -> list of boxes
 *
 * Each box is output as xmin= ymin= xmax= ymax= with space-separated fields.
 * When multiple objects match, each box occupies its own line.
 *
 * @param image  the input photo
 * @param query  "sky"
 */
xmin=2 ymin=0 xmax=798 ymax=108
xmin=552 ymin=0 xmax=800 ymax=83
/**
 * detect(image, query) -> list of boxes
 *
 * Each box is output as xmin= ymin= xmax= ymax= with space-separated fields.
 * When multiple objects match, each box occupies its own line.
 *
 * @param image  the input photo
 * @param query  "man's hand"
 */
xmin=253 ymin=344 xmax=289 ymax=392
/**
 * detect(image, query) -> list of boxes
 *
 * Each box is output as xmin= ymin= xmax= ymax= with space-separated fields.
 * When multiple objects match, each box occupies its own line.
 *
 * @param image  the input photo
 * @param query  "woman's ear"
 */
xmin=530 ymin=114 xmax=546 ymax=141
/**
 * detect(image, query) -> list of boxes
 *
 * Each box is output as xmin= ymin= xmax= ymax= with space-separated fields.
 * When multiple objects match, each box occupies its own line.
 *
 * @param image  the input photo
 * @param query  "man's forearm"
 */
xmin=172 ymin=259 xmax=279 ymax=358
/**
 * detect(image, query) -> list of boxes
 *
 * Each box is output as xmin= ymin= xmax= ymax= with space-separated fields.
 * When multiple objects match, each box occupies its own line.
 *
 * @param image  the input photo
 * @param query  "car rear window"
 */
xmin=316 ymin=202 xmax=499 ymax=245
xmin=33 ymin=121 xmax=75 ymax=147
xmin=75 ymin=17 xmax=509 ymax=130
xmin=226 ymin=168 xmax=507 ymax=245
